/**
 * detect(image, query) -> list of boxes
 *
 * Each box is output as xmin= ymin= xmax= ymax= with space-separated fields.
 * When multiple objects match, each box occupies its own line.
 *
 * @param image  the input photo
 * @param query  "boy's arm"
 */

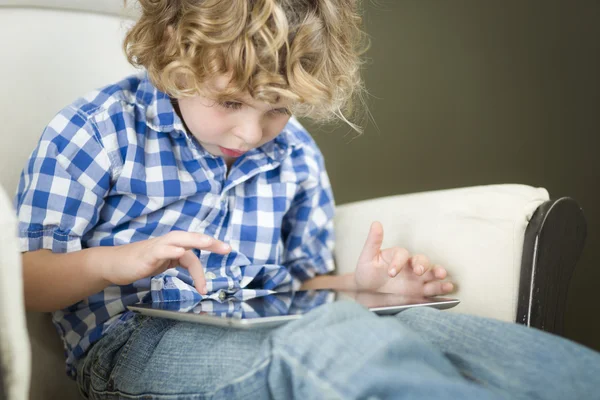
xmin=280 ymin=142 xmax=342 ymax=290
xmin=15 ymin=109 xmax=116 ymax=312
xmin=305 ymin=222 xmax=455 ymax=297
xmin=15 ymin=109 xmax=118 ymax=312
xmin=23 ymin=231 xmax=232 ymax=312
xmin=22 ymin=248 xmax=112 ymax=312
xmin=15 ymin=109 xmax=234 ymax=311
xmin=300 ymin=273 xmax=357 ymax=291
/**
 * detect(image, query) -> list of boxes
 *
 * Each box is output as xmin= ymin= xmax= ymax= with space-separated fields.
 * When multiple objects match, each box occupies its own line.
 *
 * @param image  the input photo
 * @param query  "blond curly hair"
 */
xmin=123 ymin=0 xmax=368 ymax=128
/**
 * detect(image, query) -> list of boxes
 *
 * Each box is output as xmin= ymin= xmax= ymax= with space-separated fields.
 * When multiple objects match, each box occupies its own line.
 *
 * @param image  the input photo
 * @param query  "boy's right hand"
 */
xmin=102 ymin=231 xmax=231 ymax=295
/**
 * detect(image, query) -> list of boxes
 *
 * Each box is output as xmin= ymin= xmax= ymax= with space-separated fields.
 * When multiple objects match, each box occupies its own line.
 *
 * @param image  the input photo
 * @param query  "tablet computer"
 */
xmin=127 ymin=290 xmax=459 ymax=329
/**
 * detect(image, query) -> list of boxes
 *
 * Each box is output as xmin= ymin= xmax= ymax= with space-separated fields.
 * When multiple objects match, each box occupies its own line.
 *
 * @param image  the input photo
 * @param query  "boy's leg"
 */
xmin=76 ymin=303 xmax=497 ymax=400
xmin=75 ymin=314 xmax=274 ymax=399
xmin=263 ymin=301 xmax=501 ymax=400
xmin=395 ymin=307 xmax=600 ymax=400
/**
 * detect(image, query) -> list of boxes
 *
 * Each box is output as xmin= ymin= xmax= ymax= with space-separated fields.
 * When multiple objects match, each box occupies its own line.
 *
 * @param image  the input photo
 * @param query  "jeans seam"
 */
xmin=89 ymin=316 xmax=150 ymax=391
xmin=209 ymin=356 xmax=271 ymax=394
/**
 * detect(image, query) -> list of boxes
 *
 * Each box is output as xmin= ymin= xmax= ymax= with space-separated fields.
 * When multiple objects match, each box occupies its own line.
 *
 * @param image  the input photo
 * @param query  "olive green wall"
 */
xmin=303 ymin=0 xmax=600 ymax=351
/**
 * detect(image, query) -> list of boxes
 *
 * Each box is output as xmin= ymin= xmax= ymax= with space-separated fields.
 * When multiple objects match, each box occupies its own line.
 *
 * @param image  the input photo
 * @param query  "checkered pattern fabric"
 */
xmin=153 ymin=289 xmax=335 ymax=320
xmin=15 ymin=72 xmax=335 ymax=377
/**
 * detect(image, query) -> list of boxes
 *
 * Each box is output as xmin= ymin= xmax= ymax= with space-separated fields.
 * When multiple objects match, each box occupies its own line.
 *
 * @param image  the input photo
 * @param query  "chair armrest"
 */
xmin=0 ymin=184 xmax=81 ymax=400
xmin=518 ymin=197 xmax=586 ymax=335
xmin=334 ymin=184 xmax=549 ymax=323
xmin=0 ymin=185 xmax=31 ymax=400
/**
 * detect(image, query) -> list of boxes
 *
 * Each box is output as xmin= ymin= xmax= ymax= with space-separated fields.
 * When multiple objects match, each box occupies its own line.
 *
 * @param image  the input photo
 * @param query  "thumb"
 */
xmin=358 ymin=221 xmax=384 ymax=264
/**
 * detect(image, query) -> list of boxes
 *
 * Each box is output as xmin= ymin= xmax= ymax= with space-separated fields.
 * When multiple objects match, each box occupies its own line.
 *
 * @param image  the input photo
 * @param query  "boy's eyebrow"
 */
xmin=224 ymin=96 xmax=290 ymax=112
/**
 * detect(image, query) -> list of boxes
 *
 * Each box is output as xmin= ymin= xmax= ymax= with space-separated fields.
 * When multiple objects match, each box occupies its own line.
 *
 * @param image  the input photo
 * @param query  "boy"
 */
xmin=16 ymin=1 xmax=599 ymax=399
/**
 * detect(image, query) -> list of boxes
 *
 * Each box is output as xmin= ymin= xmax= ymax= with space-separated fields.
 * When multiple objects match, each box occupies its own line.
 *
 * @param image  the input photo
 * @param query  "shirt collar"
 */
xmin=135 ymin=73 xmax=186 ymax=137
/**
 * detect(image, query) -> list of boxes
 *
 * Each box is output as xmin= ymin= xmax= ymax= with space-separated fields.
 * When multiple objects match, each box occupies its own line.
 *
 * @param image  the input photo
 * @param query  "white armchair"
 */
xmin=0 ymin=2 xmax=587 ymax=400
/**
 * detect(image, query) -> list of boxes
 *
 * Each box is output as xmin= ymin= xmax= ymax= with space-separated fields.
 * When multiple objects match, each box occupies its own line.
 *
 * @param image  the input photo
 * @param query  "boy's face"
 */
xmin=177 ymin=76 xmax=292 ymax=165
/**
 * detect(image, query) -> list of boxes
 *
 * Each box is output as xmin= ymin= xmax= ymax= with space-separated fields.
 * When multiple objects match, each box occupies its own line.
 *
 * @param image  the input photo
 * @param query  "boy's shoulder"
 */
xmin=37 ymin=73 xmax=154 ymax=170
xmin=68 ymin=72 xmax=147 ymax=118
xmin=280 ymin=118 xmax=323 ymax=159
xmin=43 ymin=72 xmax=173 ymax=151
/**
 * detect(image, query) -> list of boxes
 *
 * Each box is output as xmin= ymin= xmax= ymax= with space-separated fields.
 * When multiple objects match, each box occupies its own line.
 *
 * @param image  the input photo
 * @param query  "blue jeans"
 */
xmin=74 ymin=302 xmax=600 ymax=399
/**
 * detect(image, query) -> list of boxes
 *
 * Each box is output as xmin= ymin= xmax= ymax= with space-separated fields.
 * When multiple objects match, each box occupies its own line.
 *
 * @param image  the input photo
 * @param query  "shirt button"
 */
xmin=205 ymin=272 xmax=216 ymax=280
xmin=218 ymin=291 xmax=227 ymax=301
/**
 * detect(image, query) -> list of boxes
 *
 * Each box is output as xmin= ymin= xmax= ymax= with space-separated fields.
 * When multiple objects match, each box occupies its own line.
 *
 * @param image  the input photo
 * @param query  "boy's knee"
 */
xmin=266 ymin=301 xmax=446 ymax=370
xmin=394 ymin=306 xmax=445 ymax=328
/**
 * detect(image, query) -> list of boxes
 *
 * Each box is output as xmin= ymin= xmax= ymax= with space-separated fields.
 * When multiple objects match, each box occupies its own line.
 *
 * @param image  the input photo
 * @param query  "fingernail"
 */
xmin=389 ymin=268 xmax=397 ymax=277
xmin=223 ymin=243 xmax=231 ymax=251
xmin=202 ymin=285 xmax=207 ymax=294
xmin=443 ymin=282 xmax=454 ymax=292
xmin=415 ymin=265 xmax=424 ymax=275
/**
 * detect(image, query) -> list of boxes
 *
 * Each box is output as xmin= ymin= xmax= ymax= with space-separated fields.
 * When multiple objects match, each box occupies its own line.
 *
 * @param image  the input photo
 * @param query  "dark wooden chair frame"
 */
xmin=516 ymin=197 xmax=587 ymax=336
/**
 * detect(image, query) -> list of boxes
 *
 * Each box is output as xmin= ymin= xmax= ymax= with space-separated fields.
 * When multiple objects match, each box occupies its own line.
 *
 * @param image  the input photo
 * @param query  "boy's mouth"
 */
xmin=219 ymin=146 xmax=247 ymax=158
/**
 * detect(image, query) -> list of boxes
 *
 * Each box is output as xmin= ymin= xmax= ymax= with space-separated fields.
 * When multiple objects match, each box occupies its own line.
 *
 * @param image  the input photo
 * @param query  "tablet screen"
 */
xmin=129 ymin=290 xmax=459 ymax=321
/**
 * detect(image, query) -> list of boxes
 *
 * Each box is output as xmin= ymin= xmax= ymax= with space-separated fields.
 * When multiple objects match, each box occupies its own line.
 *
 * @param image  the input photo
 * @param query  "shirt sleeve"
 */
xmin=281 ymin=147 xmax=336 ymax=286
xmin=15 ymin=106 xmax=112 ymax=253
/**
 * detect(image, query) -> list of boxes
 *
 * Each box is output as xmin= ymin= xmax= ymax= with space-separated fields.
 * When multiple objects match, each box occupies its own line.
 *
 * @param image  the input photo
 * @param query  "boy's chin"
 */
xmin=197 ymin=143 xmax=221 ymax=156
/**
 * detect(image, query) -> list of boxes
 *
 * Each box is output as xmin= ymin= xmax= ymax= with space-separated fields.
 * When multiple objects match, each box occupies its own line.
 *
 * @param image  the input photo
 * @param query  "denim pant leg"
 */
xmin=77 ymin=302 xmax=498 ymax=400
xmin=264 ymin=301 xmax=503 ymax=400
xmin=395 ymin=307 xmax=600 ymax=400
xmin=75 ymin=313 xmax=275 ymax=399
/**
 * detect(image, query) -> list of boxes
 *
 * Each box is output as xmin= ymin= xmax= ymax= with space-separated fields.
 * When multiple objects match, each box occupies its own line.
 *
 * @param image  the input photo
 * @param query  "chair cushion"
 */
xmin=334 ymin=184 xmax=550 ymax=322
xmin=0 ymin=186 xmax=31 ymax=400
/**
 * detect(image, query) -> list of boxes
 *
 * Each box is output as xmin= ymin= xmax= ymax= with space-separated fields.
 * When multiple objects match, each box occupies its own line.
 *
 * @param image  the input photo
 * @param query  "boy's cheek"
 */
xmin=266 ymin=118 xmax=291 ymax=139
xmin=188 ymin=121 xmax=229 ymax=144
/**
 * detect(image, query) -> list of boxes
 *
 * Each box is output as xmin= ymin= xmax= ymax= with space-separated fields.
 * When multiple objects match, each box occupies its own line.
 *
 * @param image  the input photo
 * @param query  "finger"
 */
xmin=421 ymin=265 xmax=448 ymax=282
xmin=154 ymin=245 xmax=185 ymax=262
xmin=423 ymin=281 xmax=455 ymax=297
xmin=410 ymin=254 xmax=430 ymax=276
xmin=432 ymin=265 xmax=447 ymax=280
xmin=179 ymin=250 xmax=207 ymax=295
xmin=357 ymin=221 xmax=384 ymax=264
xmin=155 ymin=259 xmax=180 ymax=275
xmin=384 ymin=247 xmax=411 ymax=277
xmin=163 ymin=231 xmax=231 ymax=254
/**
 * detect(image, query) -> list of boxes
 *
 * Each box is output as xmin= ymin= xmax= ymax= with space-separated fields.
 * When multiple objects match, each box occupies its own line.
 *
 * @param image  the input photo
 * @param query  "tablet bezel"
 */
xmin=127 ymin=292 xmax=460 ymax=329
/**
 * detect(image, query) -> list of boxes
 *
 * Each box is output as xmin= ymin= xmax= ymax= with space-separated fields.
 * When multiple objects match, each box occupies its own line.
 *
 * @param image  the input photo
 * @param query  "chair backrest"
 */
xmin=0 ymin=0 xmax=138 ymax=196
xmin=0 ymin=2 xmax=137 ymax=399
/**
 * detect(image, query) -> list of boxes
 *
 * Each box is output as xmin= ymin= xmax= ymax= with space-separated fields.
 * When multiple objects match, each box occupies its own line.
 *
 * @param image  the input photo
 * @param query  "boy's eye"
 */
xmin=220 ymin=101 xmax=243 ymax=110
xmin=268 ymin=108 xmax=291 ymax=117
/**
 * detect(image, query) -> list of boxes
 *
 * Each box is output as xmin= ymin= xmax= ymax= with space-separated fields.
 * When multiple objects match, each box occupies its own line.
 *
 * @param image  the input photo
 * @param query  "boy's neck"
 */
xmin=170 ymin=98 xmax=191 ymax=134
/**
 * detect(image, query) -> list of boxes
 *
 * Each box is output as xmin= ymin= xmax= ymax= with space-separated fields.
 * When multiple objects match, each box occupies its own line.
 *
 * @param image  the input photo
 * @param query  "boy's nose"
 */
xmin=235 ymin=121 xmax=263 ymax=146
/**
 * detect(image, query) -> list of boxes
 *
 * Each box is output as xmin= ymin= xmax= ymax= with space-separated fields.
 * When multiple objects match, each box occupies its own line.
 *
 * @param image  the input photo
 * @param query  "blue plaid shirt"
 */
xmin=15 ymin=72 xmax=335 ymax=377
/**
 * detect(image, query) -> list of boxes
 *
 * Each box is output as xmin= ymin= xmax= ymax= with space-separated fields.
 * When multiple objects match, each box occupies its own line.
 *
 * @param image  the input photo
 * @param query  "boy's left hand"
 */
xmin=354 ymin=222 xmax=454 ymax=297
